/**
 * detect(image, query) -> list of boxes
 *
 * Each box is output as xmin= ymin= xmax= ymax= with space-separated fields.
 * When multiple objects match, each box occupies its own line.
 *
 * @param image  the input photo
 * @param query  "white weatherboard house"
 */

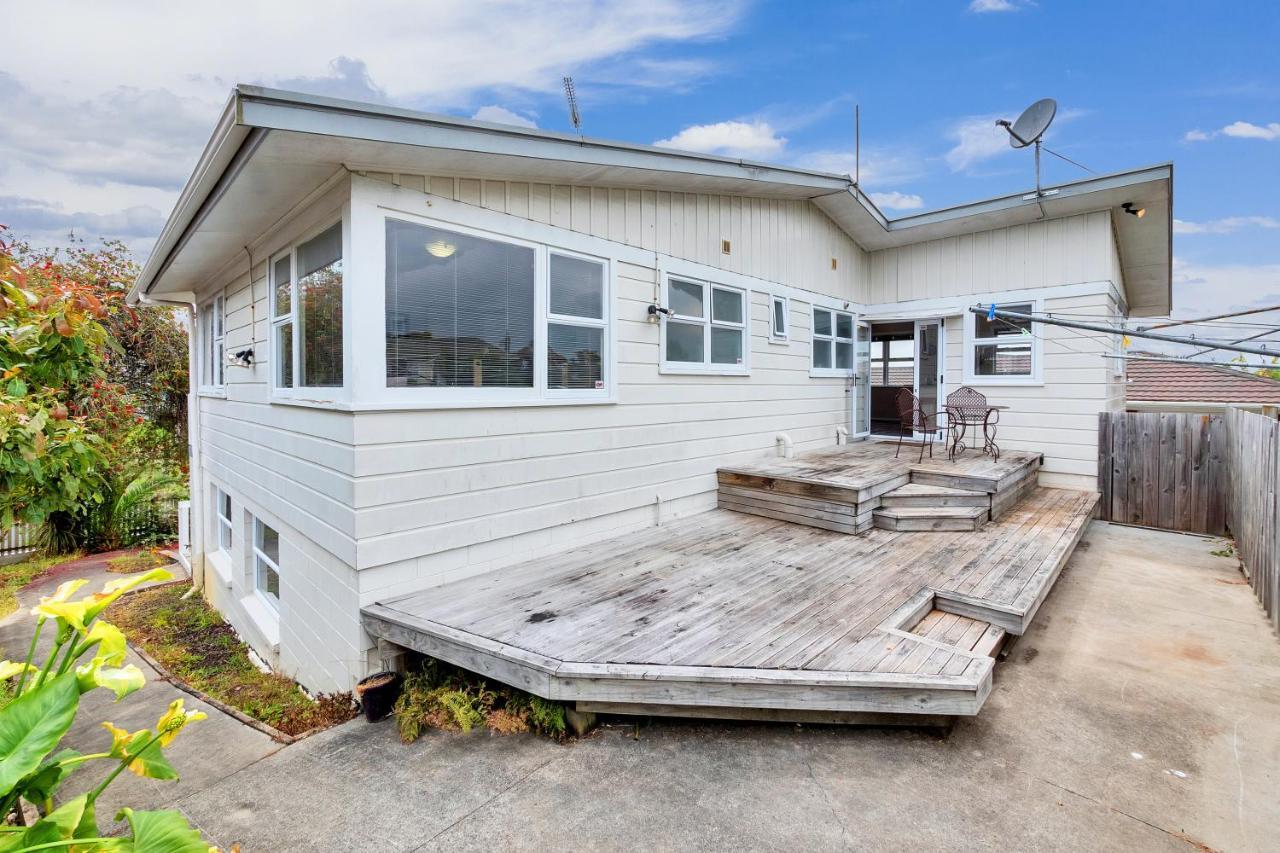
xmin=130 ymin=87 xmax=1172 ymax=705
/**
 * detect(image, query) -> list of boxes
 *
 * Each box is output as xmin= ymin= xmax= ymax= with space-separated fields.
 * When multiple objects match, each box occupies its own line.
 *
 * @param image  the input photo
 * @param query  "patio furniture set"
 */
xmin=895 ymin=386 xmax=1008 ymax=464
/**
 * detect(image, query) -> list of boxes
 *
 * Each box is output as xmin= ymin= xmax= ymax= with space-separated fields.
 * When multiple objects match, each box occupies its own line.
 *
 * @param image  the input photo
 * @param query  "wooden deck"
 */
xmin=363 ymin=485 xmax=1097 ymax=720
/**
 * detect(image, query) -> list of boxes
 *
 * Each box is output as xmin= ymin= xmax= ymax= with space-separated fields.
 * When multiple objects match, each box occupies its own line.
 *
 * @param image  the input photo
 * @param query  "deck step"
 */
xmin=879 ymin=483 xmax=989 ymax=508
xmin=872 ymin=505 xmax=989 ymax=532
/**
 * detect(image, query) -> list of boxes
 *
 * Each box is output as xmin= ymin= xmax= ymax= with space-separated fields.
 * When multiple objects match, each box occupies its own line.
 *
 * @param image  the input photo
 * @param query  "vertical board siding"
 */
xmin=1225 ymin=408 xmax=1280 ymax=631
xmin=1097 ymin=412 xmax=1228 ymax=535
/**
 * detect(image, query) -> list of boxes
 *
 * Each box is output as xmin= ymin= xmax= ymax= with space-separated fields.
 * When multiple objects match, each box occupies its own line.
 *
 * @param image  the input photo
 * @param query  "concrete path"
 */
xmin=167 ymin=522 xmax=1279 ymax=852
xmin=0 ymin=553 xmax=282 ymax=831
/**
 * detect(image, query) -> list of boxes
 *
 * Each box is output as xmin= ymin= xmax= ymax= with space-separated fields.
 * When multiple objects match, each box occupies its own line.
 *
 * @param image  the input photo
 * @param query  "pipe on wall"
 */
xmin=835 ymin=426 xmax=850 ymax=445
xmin=775 ymin=433 xmax=794 ymax=459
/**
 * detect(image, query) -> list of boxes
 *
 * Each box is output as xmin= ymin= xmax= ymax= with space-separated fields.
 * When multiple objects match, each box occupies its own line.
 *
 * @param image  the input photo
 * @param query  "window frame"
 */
xmin=810 ymin=306 xmax=856 ymax=377
xmin=213 ymin=486 xmax=233 ymax=555
xmin=251 ymin=516 xmax=281 ymax=611
xmin=769 ymin=294 xmax=789 ymax=344
xmin=963 ymin=300 xmax=1044 ymax=386
xmin=658 ymin=273 xmax=749 ymax=376
xmin=198 ymin=293 xmax=225 ymax=393
xmin=269 ymin=219 xmax=346 ymax=398
xmin=379 ymin=213 xmax=614 ymax=405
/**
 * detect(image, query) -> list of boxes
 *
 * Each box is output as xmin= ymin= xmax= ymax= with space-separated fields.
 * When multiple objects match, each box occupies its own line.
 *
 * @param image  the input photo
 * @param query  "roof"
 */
xmin=1125 ymin=354 xmax=1280 ymax=403
xmin=129 ymin=86 xmax=1173 ymax=315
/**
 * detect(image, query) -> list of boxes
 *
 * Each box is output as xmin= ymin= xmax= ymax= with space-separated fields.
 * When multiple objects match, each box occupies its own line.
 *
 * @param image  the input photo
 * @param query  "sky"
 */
xmin=2 ymin=0 xmax=1278 ymax=355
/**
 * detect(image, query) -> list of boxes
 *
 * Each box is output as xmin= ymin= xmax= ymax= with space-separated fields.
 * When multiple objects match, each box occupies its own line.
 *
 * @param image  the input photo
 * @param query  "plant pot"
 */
xmin=356 ymin=671 xmax=402 ymax=723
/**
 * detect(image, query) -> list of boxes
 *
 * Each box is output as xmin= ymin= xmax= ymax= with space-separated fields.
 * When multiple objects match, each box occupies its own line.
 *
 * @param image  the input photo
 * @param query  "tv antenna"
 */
xmin=563 ymin=76 xmax=582 ymax=141
xmin=996 ymin=98 xmax=1057 ymax=199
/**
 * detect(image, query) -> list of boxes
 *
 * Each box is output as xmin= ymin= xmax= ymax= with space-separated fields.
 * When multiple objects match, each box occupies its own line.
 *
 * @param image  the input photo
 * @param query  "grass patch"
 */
xmin=106 ymin=548 xmax=174 ymax=574
xmin=108 ymin=584 xmax=356 ymax=736
xmin=0 ymin=552 xmax=80 ymax=619
xmin=393 ymin=658 xmax=568 ymax=742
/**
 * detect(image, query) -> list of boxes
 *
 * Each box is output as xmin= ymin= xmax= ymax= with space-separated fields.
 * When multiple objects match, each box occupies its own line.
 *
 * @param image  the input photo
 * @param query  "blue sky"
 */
xmin=2 ymin=0 xmax=1277 ymax=328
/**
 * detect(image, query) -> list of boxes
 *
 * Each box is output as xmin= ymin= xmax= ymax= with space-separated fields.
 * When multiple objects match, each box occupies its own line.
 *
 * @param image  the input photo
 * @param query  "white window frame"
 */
xmin=379 ymin=214 xmax=613 ymax=404
xmin=270 ymin=219 xmax=346 ymax=398
xmin=769 ymin=294 xmax=789 ymax=344
xmin=811 ymin=306 xmax=856 ymax=377
xmin=213 ymin=486 xmax=233 ymax=555
xmin=963 ymin=300 xmax=1043 ymax=386
xmin=658 ymin=274 xmax=749 ymax=376
xmin=251 ymin=516 xmax=281 ymax=611
xmin=199 ymin=293 xmax=224 ymax=392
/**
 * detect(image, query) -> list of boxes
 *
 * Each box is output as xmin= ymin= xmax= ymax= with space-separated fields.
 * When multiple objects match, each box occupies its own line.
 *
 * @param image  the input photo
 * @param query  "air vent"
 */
xmin=721 ymin=239 xmax=732 ymax=255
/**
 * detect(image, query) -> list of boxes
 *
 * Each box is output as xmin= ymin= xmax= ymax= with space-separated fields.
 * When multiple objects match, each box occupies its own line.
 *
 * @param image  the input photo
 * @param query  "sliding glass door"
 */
xmin=913 ymin=319 xmax=945 ymax=441
xmin=854 ymin=321 xmax=872 ymax=438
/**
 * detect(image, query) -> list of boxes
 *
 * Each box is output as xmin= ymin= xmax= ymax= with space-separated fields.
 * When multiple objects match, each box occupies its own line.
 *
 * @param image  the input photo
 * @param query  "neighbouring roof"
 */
xmin=1125 ymin=354 xmax=1280 ymax=403
xmin=129 ymin=86 xmax=1173 ymax=315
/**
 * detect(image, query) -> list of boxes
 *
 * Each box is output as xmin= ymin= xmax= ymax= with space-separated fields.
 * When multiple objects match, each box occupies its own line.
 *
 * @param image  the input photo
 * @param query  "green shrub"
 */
xmin=392 ymin=658 xmax=569 ymax=742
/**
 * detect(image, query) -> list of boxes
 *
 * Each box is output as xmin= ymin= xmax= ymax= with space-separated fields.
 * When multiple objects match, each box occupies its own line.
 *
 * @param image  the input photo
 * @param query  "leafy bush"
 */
xmin=0 ymin=569 xmax=219 ymax=850
xmin=392 ymin=658 xmax=569 ymax=742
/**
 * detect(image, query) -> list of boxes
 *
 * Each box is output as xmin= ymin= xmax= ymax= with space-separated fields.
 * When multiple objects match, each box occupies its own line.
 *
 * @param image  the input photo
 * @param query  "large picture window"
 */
xmin=661 ymin=275 xmax=747 ymax=373
xmin=271 ymin=223 xmax=344 ymax=391
xmin=966 ymin=302 xmax=1038 ymax=383
xmin=812 ymin=306 xmax=854 ymax=375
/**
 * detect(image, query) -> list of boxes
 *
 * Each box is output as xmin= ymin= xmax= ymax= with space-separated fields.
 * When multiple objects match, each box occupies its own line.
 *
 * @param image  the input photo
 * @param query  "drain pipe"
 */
xmin=775 ymin=432 xmax=795 ymax=459
xmin=835 ymin=426 xmax=850 ymax=445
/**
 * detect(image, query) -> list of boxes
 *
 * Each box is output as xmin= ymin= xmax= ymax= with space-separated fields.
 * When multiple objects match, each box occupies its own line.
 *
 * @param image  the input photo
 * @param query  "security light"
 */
xmin=1122 ymin=202 xmax=1146 ymax=218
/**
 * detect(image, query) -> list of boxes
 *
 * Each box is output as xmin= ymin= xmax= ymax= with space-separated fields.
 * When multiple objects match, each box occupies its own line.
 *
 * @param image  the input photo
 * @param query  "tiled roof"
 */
xmin=1125 ymin=353 xmax=1280 ymax=403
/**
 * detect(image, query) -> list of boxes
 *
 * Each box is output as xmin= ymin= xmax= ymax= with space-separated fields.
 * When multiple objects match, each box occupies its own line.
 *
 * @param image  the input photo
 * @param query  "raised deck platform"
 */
xmin=716 ymin=441 xmax=1041 ymax=533
xmin=363 ymin=485 xmax=1097 ymax=721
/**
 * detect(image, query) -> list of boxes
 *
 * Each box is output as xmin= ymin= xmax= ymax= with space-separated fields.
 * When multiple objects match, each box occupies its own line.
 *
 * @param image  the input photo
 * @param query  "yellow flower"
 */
xmin=84 ymin=620 xmax=128 ymax=667
xmin=82 ymin=568 xmax=174 ymax=622
xmin=0 ymin=660 xmax=38 ymax=681
xmin=156 ymin=698 xmax=208 ymax=746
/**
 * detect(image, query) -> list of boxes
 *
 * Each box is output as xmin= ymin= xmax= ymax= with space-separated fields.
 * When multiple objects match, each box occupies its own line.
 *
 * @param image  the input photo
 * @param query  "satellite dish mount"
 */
xmin=996 ymin=98 xmax=1057 ymax=199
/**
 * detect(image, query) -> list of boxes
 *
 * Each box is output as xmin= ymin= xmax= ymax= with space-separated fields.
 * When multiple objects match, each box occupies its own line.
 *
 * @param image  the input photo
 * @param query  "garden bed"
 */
xmin=107 ymin=584 xmax=356 ymax=737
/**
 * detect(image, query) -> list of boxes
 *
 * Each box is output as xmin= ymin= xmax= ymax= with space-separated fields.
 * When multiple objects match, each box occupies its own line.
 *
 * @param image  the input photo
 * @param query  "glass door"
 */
xmin=914 ymin=319 xmax=944 ymax=441
xmin=853 ymin=321 xmax=872 ymax=437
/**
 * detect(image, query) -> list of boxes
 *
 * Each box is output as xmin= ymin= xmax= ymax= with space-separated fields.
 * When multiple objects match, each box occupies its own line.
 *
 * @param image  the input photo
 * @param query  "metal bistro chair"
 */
xmin=893 ymin=387 xmax=940 ymax=463
xmin=945 ymin=385 xmax=1001 ymax=461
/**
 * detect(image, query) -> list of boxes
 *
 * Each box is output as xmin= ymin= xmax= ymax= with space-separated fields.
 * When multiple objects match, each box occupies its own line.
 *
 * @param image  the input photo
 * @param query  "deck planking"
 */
xmin=364 ymin=485 xmax=1097 ymax=718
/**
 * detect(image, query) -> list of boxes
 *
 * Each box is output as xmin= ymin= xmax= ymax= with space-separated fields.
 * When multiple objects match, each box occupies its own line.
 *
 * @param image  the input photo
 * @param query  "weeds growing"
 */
xmin=392 ymin=658 xmax=568 ymax=742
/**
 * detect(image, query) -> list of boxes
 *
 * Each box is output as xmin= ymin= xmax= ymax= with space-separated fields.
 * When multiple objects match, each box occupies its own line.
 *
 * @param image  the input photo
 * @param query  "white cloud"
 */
xmin=1174 ymin=216 xmax=1280 ymax=235
xmin=1183 ymin=120 xmax=1280 ymax=142
xmin=968 ymin=0 xmax=1024 ymax=12
xmin=654 ymin=120 xmax=787 ymax=159
xmin=470 ymin=106 xmax=538 ymax=129
xmin=869 ymin=191 xmax=925 ymax=211
xmin=794 ymin=148 xmax=926 ymax=186
xmin=1144 ymin=258 xmax=1280 ymax=358
xmin=944 ymin=115 xmax=1010 ymax=172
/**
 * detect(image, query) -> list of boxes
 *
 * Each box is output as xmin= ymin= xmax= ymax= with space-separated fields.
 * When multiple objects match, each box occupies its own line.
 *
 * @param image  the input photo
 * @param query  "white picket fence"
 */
xmin=0 ymin=523 xmax=37 ymax=562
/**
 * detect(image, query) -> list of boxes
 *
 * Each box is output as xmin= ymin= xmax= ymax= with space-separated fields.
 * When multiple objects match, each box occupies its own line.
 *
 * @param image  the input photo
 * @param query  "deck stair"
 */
xmin=873 ymin=504 xmax=989 ymax=532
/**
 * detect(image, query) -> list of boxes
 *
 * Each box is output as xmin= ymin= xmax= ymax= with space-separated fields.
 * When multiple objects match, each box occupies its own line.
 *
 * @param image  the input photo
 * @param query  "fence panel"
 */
xmin=1097 ymin=412 xmax=1227 ymax=535
xmin=1226 ymin=408 xmax=1280 ymax=631
xmin=0 ymin=523 xmax=37 ymax=560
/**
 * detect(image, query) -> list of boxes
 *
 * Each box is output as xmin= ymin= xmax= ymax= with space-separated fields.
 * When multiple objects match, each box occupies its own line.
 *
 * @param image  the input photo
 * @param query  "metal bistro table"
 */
xmin=945 ymin=398 xmax=1009 ymax=462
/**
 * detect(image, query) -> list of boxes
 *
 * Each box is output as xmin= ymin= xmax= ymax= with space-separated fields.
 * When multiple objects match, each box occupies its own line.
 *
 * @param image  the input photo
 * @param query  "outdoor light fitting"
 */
xmin=1122 ymin=202 xmax=1146 ymax=218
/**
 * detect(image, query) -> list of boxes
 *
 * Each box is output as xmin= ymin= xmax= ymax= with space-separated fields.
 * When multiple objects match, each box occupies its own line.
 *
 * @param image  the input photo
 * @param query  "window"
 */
xmin=252 ymin=518 xmax=281 ymax=608
xmin=770 ymin=295 xmax=789 ymax=342
xmin=661 ymin=275 xmax=747 ymax=372
xmin=214 ymin=487 xmax=232 ymax=553
xmin=967 ymin=302 xmax=1038 ymax=383
xmin=812 ymin=307 xmax=854 ymax=374
xmin=271 ymin=223 xmax=344 ymax=391
xmin=384 ymin=218 xmax=610 ymax=400
xmin=201 ymin=295 xmax=224 ymax=389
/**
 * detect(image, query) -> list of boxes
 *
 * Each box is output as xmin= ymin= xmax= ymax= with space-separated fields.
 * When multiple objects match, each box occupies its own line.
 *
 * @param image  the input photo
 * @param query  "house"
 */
xmin=129 ymin=86 xmax=1173 ymax=711
xmin=1124 ymin=352 xmax=1280 ymax=415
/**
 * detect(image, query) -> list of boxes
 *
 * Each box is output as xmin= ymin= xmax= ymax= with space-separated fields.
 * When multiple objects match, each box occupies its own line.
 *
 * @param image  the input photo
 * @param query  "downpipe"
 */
xmin=775 ymin=433 xmax=795 ymax=459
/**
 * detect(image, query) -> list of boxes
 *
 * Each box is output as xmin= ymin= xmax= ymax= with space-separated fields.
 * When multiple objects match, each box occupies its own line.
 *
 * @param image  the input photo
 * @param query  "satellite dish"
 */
xmin=1002 ymin=98 xmax=1057 ymax=148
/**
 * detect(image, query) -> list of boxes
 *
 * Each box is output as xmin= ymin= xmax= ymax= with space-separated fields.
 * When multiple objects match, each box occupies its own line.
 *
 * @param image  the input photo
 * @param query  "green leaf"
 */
xmin=0 ymin=673 xmax=79 ymax=795
xmin=17 ymin=748 xmax=81 ymax=804
xmin=5 ymin=378 xmax=26 ymax=398
xmin=113 ymin=808 xmax=210 ymax=853
xmin=0 ymin=794 xmax=87 ymax=852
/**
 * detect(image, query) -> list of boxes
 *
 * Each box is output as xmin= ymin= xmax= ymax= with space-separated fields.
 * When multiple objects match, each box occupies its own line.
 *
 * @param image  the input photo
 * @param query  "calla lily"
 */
xmin=30 ymin=578 xmax=90 ymax=624
xmin=155 ymin=698 xmax=207 ymax=746
xmin=78 ymin=660 xmax=146 ymax=699
xmin=83 ymin=619 xmax=128 ymax=667
xmin=82 ymin=568 xmax=174 ymax=622
xmin=0 ymin=659 xmax=39 ymax=681
xmin=32 ymin=598 xmax=90 ymax=632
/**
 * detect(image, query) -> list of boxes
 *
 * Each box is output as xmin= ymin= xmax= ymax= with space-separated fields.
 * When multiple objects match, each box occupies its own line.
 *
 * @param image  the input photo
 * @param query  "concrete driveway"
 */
xmin=31 ymin=523 xmax=1280 ymax=852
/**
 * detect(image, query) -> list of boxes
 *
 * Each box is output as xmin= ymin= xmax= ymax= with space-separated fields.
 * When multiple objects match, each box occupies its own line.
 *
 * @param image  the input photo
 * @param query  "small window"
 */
xmin=252 ymin=518 xmax=281 ymax=608
xmin=214 ymin=487 xmax=232 ymax=554
xmin=812 ymin=307 xmax=854 ymax=374
xmin=201 ymin=295 xmax=224 ymax=389
xmin=971 ymin=303 xmax=1035 ymax=380
xmin=662 ymin=276 xmax=747 ymax=372
xmin=770 ymin=296 xmax=789 ymax=342
xmin=271 ymin=223 xmax=344 ymax=391
xmin=547 ymin=252 xmax=607 ymax=392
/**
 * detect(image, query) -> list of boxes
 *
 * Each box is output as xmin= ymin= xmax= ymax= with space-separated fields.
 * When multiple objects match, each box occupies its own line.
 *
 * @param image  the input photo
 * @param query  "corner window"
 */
xmin=770 ymin=295 xmax=789 ymax=342
xmin=383 ymin=217 xmax=610 ymax=400
xmin=661 ymin=275 xmax=747 ymax=373
xmin=201 ymin=295 xmax=224 ymax=389
xmin=271 ymin=223 xmax=344 ymax=391
xmin=214 ymin=487 xmax=232 ymax=553
xmin=812 ymin=307 xmax=854 ymax=375
xmin=252 ymin=517 xmax=281 ymax=608
xmin=967 ymin=302 xmax=1037 ymax=383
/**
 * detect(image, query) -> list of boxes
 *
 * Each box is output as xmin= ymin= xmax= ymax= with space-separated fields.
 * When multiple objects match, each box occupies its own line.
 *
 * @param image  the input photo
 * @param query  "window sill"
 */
xmin=810 ymin=369 xmax=854 ymax=379
xmin=767 ymin=337 xmax=790 ymax=346
xmin=268 ymin=394 xmax=619 ymax=412
xmin=962 ymin=377 xmax=1043 ymax=387
xmin=205 ymin=550 xmax=233 ymax=590
xmin=240 ymin=592 xmax=281 ymax=654
xmin=197 ymin=388 xmax=227 ymax=399
xmin=659 ymin=365 xmax=750 ymax=377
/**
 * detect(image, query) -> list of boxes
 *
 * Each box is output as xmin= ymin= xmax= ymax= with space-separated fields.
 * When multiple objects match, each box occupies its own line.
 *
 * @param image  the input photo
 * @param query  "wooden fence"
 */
xmin=1097 ymin=412 xmax=1227 ymax=535
xmin=1225 ymin=408 xmax=1280 ymax=631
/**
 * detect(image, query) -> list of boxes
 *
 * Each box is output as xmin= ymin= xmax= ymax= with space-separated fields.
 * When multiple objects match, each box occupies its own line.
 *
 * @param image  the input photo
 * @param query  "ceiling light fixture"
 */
xmin=426 ymin=240 xmax=456 ymax=258
xmin=1122 ymin=202 xmax=1146 ymax=218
